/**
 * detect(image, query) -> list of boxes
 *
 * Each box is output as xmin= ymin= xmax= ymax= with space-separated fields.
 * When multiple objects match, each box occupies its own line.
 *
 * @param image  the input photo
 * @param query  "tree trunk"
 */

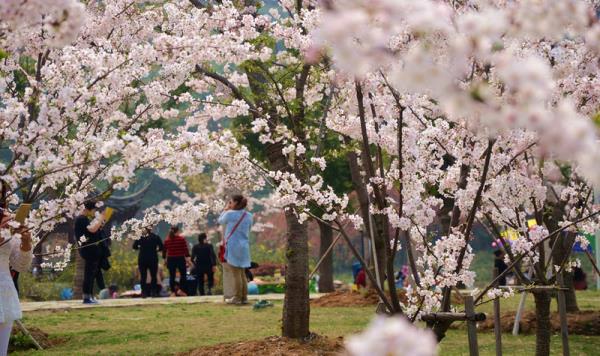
xmin=263 ymin=138 xmax=311 ymax=339
xmin=72 ymin=250 xmax=84 ymax=299
xmin=344 ymin=139 xmax=386 ymax=288
xmin=553 ymin=232 xmax=579 ymax=312
xmin=317 ymin=220 xmax=335 ymax=293
xmin=282 ymin=209 xmax=310 ymax=338
xmin=242 ymin=56 xmax=312 ymax=338
xmin=545 ymin=205 xmax=579 ymax=312
xmin=432 ymin=163 xmax=469 ymax=341
xmin=562 ymin=271 xmax=579 ymax=312
xmin=533 ymin=291 xmax=552 ymax=356
xmin=372 ymin=214 xmax=389 ymax=288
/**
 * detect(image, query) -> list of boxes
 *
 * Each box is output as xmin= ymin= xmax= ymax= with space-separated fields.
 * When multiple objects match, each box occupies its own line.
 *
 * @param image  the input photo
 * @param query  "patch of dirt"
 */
xmin=181 ymin=335 xmax=343 ymax=356
xmin=311 ymin=289 xmax=408 ymax=307
xmin=252 ymin=263 xmax=286 ymax=277
xmin=474 ymin=310 xmax=600 ymax=335
xmin=9 ymin=326 xmax=66 ymax=352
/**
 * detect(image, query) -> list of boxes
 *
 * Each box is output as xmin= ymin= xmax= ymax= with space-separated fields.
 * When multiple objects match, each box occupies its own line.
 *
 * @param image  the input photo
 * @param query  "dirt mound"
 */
xmin=476 ymin=310 xmax=600 ymax=335
xmin=182 ymin=335 xmax=343 ymax=356
xmin=9 ymin=326 xmax=66 ymax=352
xmin=252 ymin=263 xmax=286 ymax=277
xmin=311 ymin=289 xmax=407 ymax=307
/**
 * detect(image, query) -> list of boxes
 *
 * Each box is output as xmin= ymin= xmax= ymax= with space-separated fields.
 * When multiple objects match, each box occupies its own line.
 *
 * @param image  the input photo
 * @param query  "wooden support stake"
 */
xmin=585 ymin=250 xmax=600 ymax=277
xmin=14 ymin=319 xmax=43 ymax=350
xmin=512 ymin=268 xmax=532 ymax=335
xmin=493 ymin=268 xmax=502 ymax=356
xmin=308 ymin=232 xmax=342 ymax=279
xmin=420 ymin=312 xmax=486 ymax=323
xmin=465 ymin=295 xmax=479 ymax=356
xmin=556 ymin=274 xmax=570 ymax=356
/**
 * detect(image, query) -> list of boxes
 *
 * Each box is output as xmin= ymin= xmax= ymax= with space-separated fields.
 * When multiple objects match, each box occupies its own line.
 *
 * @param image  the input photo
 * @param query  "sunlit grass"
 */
xmin=16 ymin=290 xmax=600 ymax=355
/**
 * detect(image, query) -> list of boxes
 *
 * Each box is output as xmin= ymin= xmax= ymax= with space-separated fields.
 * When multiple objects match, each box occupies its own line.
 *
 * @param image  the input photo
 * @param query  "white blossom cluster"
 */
xmin=345 ymin=316 xmax=437 ymax=356
xmin=316 ymin=0 xmax=600 ymax=186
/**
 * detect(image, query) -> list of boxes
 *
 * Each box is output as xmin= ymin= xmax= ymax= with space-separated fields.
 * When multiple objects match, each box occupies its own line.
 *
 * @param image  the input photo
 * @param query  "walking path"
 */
xmin=21 ymin=293 xmax=325 ymax=312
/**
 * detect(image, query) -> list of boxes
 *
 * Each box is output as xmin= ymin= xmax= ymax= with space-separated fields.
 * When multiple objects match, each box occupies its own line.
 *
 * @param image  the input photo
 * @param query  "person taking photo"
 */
xmin=218 ymin=195 xmax=253 ymax=305
xmin=75 ymin=201 xmax=105 ymax=304
xmin=0 ymin=207 xmax=32 ymax=356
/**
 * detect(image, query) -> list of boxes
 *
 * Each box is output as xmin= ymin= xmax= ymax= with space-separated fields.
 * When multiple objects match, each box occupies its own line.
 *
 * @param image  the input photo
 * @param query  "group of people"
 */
xmin=132 ymin=227 xmax=217 ymax=298
xmin=0 ymin=193 xmax=253 ymax=355
xmin=76 ymin=194 xmax=254 ymax=305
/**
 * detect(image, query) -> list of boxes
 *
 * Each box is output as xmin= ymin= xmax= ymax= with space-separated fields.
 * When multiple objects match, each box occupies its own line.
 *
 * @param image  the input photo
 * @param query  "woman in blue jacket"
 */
xmin=218 ymin=195 xmax=252 ymax=304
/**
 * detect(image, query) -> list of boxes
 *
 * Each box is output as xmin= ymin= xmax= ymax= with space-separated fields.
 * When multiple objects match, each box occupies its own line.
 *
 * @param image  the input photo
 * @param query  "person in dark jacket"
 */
xmin=191 ymin=233 xmax=216 ymax=295
xmin=573 ymin=267 xmax=588 ymax=290
xmin=494 ymin=249 xmax=509 ymax=286
xmin=75 ymin=201 xmax=105 ymax=304
xmin=133 ymin=227 xmax=164 ymax=298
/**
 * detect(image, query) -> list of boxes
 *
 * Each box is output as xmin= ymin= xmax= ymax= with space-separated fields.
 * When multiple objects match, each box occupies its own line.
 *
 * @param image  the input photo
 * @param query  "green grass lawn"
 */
xmin=16 ymin=290 xmax=600 ymax=355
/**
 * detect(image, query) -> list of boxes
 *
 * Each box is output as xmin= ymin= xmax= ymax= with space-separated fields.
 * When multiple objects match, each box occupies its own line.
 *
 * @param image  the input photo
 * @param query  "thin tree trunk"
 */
xmin=317 ymin=220 xmax=335 ymax=293
xmin=282 ymin=209 xmax=310 ymax=338
xmin=385 ymin=237 xmax=401 ymax=313
xmin=372 ymin=214 xmax=389 ymax=289
xmin=533 ymin=291 xmax=552 ymax=356
xmin=344 ymin=137 xmax=386 ymax=288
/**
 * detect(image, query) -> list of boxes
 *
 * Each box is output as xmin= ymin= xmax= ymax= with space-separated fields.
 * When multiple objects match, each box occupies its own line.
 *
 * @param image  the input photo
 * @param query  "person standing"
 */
xmin=75 ymin=201 xmax=105 ymax=304
xmin=217 ymin=231 xmax=234 ymax=301
xmin=218 ymin=195 xmax=253 ymax=305
xmin=163 ymin=226 xmax=189 ymax=293
xmin=133 ymin=227 xmax=163 ymax=297
xmin=494 ymin=249 xmax=509 ymax=286
xmin=573 ymin=266 xmax=588 ymax=290
xmin=0 ymin=209 xmax=33 ymax=356
xmin=191 ymin=233 xmax=216 ymax=296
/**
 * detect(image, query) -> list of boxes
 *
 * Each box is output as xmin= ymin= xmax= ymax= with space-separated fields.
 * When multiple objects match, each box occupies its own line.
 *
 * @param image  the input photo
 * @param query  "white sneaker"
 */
xmin=225 ymin=297 xmax=242 ymax=305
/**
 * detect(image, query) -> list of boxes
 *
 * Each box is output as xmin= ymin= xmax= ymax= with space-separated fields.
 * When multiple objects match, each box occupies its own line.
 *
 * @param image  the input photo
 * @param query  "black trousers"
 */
xmin=11 ymin=271 xmax=19 ymax=294
xmin=139 ymin=259 xmax=158 ymax=296
xmin=167 ymin=256 xmax=186 ymax=292
xmin=96 ymin=268 xmax=106 ymax=291
xmin=195 ymin=269 xmax=214 ymax=295
xmin=83 ymin=258 xmax=100 ymax=296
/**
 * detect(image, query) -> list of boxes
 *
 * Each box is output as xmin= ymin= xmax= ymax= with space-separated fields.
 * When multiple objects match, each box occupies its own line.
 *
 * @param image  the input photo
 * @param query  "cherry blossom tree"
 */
xmin=312 ymin=0 xmax=600 ymax=354
xmin=3 ymin=1 xmax=600 ymax=355
xmin=151 ymin=0 xmax=335 ymax=337
xmin=0 ymin=1 xmax=258 ymax=270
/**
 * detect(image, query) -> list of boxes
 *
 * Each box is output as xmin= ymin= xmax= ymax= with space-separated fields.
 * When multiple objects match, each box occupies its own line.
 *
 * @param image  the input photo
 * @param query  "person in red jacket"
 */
xmin=163 ymin=226 xmax=190 ymax=293
xmin=355 ymin=268 xmax=366 ymax=289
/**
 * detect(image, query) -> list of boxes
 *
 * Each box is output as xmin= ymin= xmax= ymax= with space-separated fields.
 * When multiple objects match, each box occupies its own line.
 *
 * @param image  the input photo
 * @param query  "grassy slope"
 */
xmin=17 ymin=290 xmax=600 ymax=355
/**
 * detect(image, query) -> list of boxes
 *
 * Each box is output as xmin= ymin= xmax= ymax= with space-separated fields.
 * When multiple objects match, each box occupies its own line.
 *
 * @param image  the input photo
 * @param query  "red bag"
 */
xmin=218 ymin=211 xmax=247 ymax=263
